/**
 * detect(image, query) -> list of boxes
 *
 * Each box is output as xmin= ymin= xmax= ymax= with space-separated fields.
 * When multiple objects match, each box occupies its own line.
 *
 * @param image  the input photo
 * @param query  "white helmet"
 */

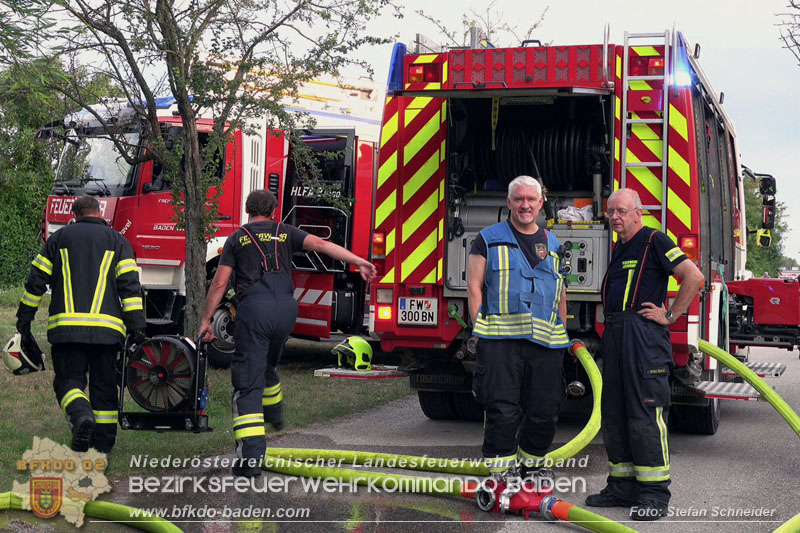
xmin=3 ymin=333 xmax=45 ymax=375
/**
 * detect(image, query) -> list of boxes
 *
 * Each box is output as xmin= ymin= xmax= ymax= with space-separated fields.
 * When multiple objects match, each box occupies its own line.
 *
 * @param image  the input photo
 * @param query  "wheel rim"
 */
xmin=209 ymin=306 xmax=235 ymax=355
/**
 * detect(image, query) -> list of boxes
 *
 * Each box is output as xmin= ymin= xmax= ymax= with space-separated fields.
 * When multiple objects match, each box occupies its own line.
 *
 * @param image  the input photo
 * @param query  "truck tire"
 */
xmin=453 ymin=392 xmax=484 ymax=421
xmin=417 ymin=390 xmax=459 ymax=420
xmin=671 ymin=399 xmax=721 ymax=435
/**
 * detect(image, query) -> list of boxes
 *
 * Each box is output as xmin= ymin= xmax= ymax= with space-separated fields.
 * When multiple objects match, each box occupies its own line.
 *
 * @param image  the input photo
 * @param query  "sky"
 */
xmin=353 ymin=0 xmax=800 ymax=262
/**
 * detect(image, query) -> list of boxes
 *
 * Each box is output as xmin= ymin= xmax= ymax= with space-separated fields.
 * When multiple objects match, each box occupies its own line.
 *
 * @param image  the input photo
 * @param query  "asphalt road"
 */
xmin=6 ymin=345 xmax=799 ymax=532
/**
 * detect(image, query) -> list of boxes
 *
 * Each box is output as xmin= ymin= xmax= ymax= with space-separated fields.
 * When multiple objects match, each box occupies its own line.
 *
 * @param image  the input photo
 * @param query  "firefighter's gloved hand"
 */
xmin=16 ymin=319 xmax=31 ymax=336
xmin=131 ymin=329 xmax=147 ymax=346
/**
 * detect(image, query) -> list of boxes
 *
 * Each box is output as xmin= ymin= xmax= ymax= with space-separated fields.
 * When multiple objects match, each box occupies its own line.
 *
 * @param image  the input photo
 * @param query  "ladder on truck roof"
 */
xmin=619 ymin=30 xmax=671 ymax=230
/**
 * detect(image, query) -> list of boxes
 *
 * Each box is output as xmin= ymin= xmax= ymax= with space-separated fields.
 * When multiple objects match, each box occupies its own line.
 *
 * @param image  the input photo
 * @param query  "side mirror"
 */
xmin=143 ymin=182 xmax=153 ymax=194
xmin=756 ymin=229 xmax=772 ymax=248
xmin=759 ymin=175 xmax=776 ymax=196
xmin=761 ymin=197 xmax=775 ymax=230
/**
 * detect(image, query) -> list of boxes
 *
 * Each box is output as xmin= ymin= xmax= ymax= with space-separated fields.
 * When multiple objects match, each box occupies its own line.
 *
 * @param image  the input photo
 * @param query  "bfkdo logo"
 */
xmin=30 ymin=477 xmax=63 ymax=518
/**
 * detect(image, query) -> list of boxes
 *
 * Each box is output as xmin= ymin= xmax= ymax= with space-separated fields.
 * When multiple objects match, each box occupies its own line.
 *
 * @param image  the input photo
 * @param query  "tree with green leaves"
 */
xmin=21 ymin=0 xmax=399 ymax=335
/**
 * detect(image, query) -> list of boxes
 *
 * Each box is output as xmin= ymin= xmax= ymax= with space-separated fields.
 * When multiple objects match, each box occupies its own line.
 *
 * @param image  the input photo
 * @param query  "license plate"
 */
xmin=398 ymin=297 xmax=438 ymax=326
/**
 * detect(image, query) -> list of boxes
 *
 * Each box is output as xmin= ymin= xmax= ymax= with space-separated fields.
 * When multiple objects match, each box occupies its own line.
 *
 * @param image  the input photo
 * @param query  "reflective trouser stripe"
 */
xmin=262 ymin=384 xmax=283 ymax=406
xmin=93 ymin=410 xmax=117 ymax=424
xmin=635 ymin=465 xmax=671 ymax=482
xmin=484 ymin=454 xmax=517 ymax=474
xmin=609 ymin=461 xmax=636 ymax=478
xmin=518 ymin=447 xmax=545 ymax=468
xmin=60 ymin=388 xmax=89 ymax=411
xmin=233 ymin=413 xmax=265 ymax=439
xmin=656 ymin=406 xmax=669 ymax=467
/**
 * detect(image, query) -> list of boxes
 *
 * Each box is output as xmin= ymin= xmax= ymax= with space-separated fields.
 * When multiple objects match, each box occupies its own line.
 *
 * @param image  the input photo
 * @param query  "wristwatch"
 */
xmin=665 ymin=310 xmax=676 ymax=324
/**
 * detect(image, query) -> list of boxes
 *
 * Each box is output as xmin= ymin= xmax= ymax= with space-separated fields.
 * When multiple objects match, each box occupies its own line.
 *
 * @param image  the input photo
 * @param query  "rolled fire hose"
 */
xmin=262 ymin=340 xmax=634 ymax=532
xmin=0 ymin=491 xmax=181 ymax=532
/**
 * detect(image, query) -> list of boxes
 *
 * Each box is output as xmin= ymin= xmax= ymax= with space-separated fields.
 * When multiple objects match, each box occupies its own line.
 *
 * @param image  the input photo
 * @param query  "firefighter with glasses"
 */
xmin=16 ymin=196 xmax=146 ymax=453
xmin=467 ymin=175 xmax=569 ymax=482
xmin=199 ymin=189 xmax=376 ymax=477
xmin=585 ymin=188 xmax=704 ymax=521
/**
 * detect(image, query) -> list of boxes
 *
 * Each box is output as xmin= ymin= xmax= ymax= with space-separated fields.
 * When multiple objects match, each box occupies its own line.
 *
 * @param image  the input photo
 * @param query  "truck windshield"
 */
xmin=53 ymin=130 xmax=139 ymax=196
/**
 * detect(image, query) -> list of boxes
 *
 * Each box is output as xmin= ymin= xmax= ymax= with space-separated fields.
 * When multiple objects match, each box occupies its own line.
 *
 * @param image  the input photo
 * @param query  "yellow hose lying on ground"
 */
xmin=0 ymin=490 xmax=181 ymax=532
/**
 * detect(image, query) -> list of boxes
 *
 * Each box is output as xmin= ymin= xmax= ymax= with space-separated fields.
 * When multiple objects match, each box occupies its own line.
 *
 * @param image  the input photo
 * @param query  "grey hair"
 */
xmin=507 ymin=175 xmax=542 ymax=199
xmin=608 ymin=188 xmax=642 ymax=209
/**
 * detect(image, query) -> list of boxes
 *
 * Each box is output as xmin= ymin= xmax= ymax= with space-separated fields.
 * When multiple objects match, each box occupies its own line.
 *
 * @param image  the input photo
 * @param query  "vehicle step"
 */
xmin=722 ymin=361 xmax=786 ymax=379
xmin=314 ymin=365 xmax=407 ymax=380
xmin=687 ymin=381 xmax=762 ymax=401
xmin=145 ymin=318 xmax=174 ymax=325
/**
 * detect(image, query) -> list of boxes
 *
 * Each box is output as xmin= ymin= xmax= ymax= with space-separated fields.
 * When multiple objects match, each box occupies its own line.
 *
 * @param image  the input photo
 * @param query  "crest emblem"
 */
xmin=535 ymin=243 xmax=547 ymax=260
xmin=30 ymin=477 xmax=62 ymax=518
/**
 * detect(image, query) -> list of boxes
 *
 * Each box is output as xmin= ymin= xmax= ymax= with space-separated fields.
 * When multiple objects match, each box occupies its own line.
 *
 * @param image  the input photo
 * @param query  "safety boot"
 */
xmin=70 ymin=414 xmax=96 ymax=453
xmin=630 ymin=500 xmax=668 ymax=521
xmin=585 ymin=487 xmax=637 ymax=508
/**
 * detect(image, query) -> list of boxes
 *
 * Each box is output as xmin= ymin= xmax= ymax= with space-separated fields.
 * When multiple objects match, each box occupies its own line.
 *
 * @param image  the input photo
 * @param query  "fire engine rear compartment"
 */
xmin=443 ymin=93 xmax=614 ymax=304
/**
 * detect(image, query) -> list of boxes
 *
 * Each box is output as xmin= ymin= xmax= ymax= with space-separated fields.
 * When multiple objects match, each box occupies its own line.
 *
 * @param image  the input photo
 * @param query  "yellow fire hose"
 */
xmin=0 ymin=490 xmax=181 ymax=532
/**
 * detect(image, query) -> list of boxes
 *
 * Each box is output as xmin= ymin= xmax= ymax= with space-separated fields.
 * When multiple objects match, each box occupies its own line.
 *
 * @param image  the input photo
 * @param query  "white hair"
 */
xmin=507 ymin=175 xmax=542 ymax=199
xmin=608 ymin=188 xmax=642 ymax=209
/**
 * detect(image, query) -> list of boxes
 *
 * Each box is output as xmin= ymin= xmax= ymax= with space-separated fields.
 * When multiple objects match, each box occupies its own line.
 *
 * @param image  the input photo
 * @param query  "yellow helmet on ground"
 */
xmin=332 ymin=336 xmax=373 ymax=371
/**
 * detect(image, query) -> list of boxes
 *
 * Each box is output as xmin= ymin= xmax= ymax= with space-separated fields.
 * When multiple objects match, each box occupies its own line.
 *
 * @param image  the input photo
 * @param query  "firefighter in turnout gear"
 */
xmin=199 ymin=189 xmax=377 ymax=478
xmin=586 ymin=188 xmax=704 ymax=521
xmin=16 ymin=196 xmax=146 ymax=453
xmin=467 ymin=175 xmax=569 ymax=480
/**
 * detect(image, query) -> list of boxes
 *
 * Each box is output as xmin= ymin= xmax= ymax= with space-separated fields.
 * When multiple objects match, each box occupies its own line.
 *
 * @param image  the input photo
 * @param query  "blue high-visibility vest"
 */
xmin=473 ymin=222 xmax=569 ymax=348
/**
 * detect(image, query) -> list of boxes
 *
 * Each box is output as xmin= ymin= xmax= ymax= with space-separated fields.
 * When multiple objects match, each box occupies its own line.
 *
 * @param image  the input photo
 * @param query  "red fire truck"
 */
xmin=370 ymin=28 xmax=783 ymax=433
xmin=41 ymin=76 xmax=384 ymax=366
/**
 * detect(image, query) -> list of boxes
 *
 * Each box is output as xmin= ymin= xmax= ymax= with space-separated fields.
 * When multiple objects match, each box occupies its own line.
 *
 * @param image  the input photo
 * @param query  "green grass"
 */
xmin=0 ymin=289 xmax=412 ymax=487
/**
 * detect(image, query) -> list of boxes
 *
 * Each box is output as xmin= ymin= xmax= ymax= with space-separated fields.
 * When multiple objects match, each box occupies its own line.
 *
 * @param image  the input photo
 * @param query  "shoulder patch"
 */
xmin=535 ymin=243 xmax=547 ymax=260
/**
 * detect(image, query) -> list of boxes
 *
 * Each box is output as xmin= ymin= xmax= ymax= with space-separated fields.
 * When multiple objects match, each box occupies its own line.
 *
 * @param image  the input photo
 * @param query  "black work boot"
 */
xmin=630 ymin=500 xmax=668 ymax=521
xmin=585 ymin=487 xmax=637 ymax=508
xmin=232 ymin=457 xmax=263 ymax=478
xmin=70 ymin=414 xmax=96 ymax=453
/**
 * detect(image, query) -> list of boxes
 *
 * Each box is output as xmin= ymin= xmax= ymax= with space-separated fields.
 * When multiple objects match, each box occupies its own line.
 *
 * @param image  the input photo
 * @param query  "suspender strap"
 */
xmin=241 ymin=223 xmax=282 ymax=272
xmin=627 ymin=229 xmax=658 ymax=310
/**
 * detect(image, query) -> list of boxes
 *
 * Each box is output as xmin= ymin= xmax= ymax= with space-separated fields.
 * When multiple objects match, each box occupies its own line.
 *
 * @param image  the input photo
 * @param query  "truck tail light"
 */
xmin=376 ymin=305 xmax=393 ymax=321
xmin=408 ymin=64 xmax=441 ymax=83
xmin=679 ymin=234 xmax=699 ymax=262
xmin=372 ymin=232 xmax=386 ymax=276
xmin=630 ymin=57 xmax=665 ymax=77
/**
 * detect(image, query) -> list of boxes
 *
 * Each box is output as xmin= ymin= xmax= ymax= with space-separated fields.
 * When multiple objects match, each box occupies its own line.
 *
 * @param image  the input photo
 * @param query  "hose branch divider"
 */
xmin=261 ymin=340 xmax=635 ymax=532
xmin=0 ymin=490 xmax=181 ymax=532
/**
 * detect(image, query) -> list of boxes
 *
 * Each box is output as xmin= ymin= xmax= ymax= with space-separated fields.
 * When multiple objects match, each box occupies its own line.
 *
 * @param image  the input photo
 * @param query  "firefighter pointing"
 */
xmin=198 ymin=189 xmax=376 ymax=478
xmin=467 ymin=176 xmax=569 ymax=481
xmin=15 ymin=196 xmax=146 ymax=453
xmin=585 ymin=188 xmax=704 ymax=521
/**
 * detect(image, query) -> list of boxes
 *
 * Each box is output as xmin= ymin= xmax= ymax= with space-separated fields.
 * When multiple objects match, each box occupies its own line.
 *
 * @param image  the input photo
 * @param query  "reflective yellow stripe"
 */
xmin=234 ymin=426 xmax=266 ymax=439
xmin=93 ymin=410 xmax=117 ymax=424
xmin=403 ymin=110 xmax=439 ymax=166
xmin=669 ymin=104 xmax=688 ymax=142
xmin=32 ymin=254 xmax=53 ymax=275
xmin=263 ymin=384 xmax=281 ymax=395
xmin=667 ymin=187 xmax=692 ymax=230
xmin=622 ymin=268 xmax=635 ymax=310
xmin=401 ymin=228 xmax=438 ymax=282
xmin=609 ymin=461 xmax=636 ymax=478
xmin=498 ymin=246 xmax=509 ymax=314
xmin=60 ymin=249 xmax=74 ymax=313
xmin=380 ymin=267 xmax=395 ymax=284
xmin=412 ymin=54 xmax=438 ymax=64
xmin=629 ymin=80 xmax=652 ymax=91
xmin=385 ymin=229 xmax=395 ymax=256
xmin=665 ymin=247 xmax=683 ymax=261
xmin=116 ymin=258 xmax=137 ymax=277
xmin=474 ymin=313 xmax=533 ymax=336
xmin=21 ymin=291 xmax=42 ymax=308
xmin=377 ymin=150 xmax=397 ymax=188
xmin=262 ymin=384 xmax=283 ymax=406
xmin=625 ymin=150 xmax=662 ymax=201
xmin=60 ymin=388 xmax=89 ymax=411
xmin=401 ymin=190 xmax=438 ymax=244
xmin=233 ymin=413 xmax=264 ymax=425
xmin=380 ymin=112 xmax=398 ymax=149
xmin=668 ymin=146 xmax=691 ymax=186
xmin=632 ymin=46 xmax=659 ymax=56
xmin=403 ymin=151 xmax=439 ymax=204
xmin=48 ymin=313 xmax=125 ymax=335
xmin=375 ymin=190 xmax=396 ymax=228
xmin=656 ymin=406 xmax=670 ymax=467
xmin=122 ymin=297 xmax=143 ymax=312
xmin=91 ymin=251 xmax=115 ymax=314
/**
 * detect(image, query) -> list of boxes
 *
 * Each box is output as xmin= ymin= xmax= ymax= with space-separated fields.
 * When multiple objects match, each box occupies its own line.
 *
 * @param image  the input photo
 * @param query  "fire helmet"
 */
xmin=3 ymin=333 xmax=45 ymax=375
xmin=332 ymin=336 xmax=372 ymax=371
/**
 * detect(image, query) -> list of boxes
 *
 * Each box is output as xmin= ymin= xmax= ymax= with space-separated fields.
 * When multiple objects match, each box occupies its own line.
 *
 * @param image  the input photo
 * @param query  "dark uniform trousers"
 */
xmin=231 ymin=271 xmax=298 ymax=463
xmin=474 ymin=338 xmax=565 ymax=463
xmin=52 ymin=343 xmax=119 ymax=453
xmin=601 ymin=311 xmax=672 ymax=504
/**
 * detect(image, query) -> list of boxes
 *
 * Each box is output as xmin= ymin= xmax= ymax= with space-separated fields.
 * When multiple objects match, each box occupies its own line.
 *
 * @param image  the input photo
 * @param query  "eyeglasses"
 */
xmin=606 ymin=208 xmax=640 ymax=217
